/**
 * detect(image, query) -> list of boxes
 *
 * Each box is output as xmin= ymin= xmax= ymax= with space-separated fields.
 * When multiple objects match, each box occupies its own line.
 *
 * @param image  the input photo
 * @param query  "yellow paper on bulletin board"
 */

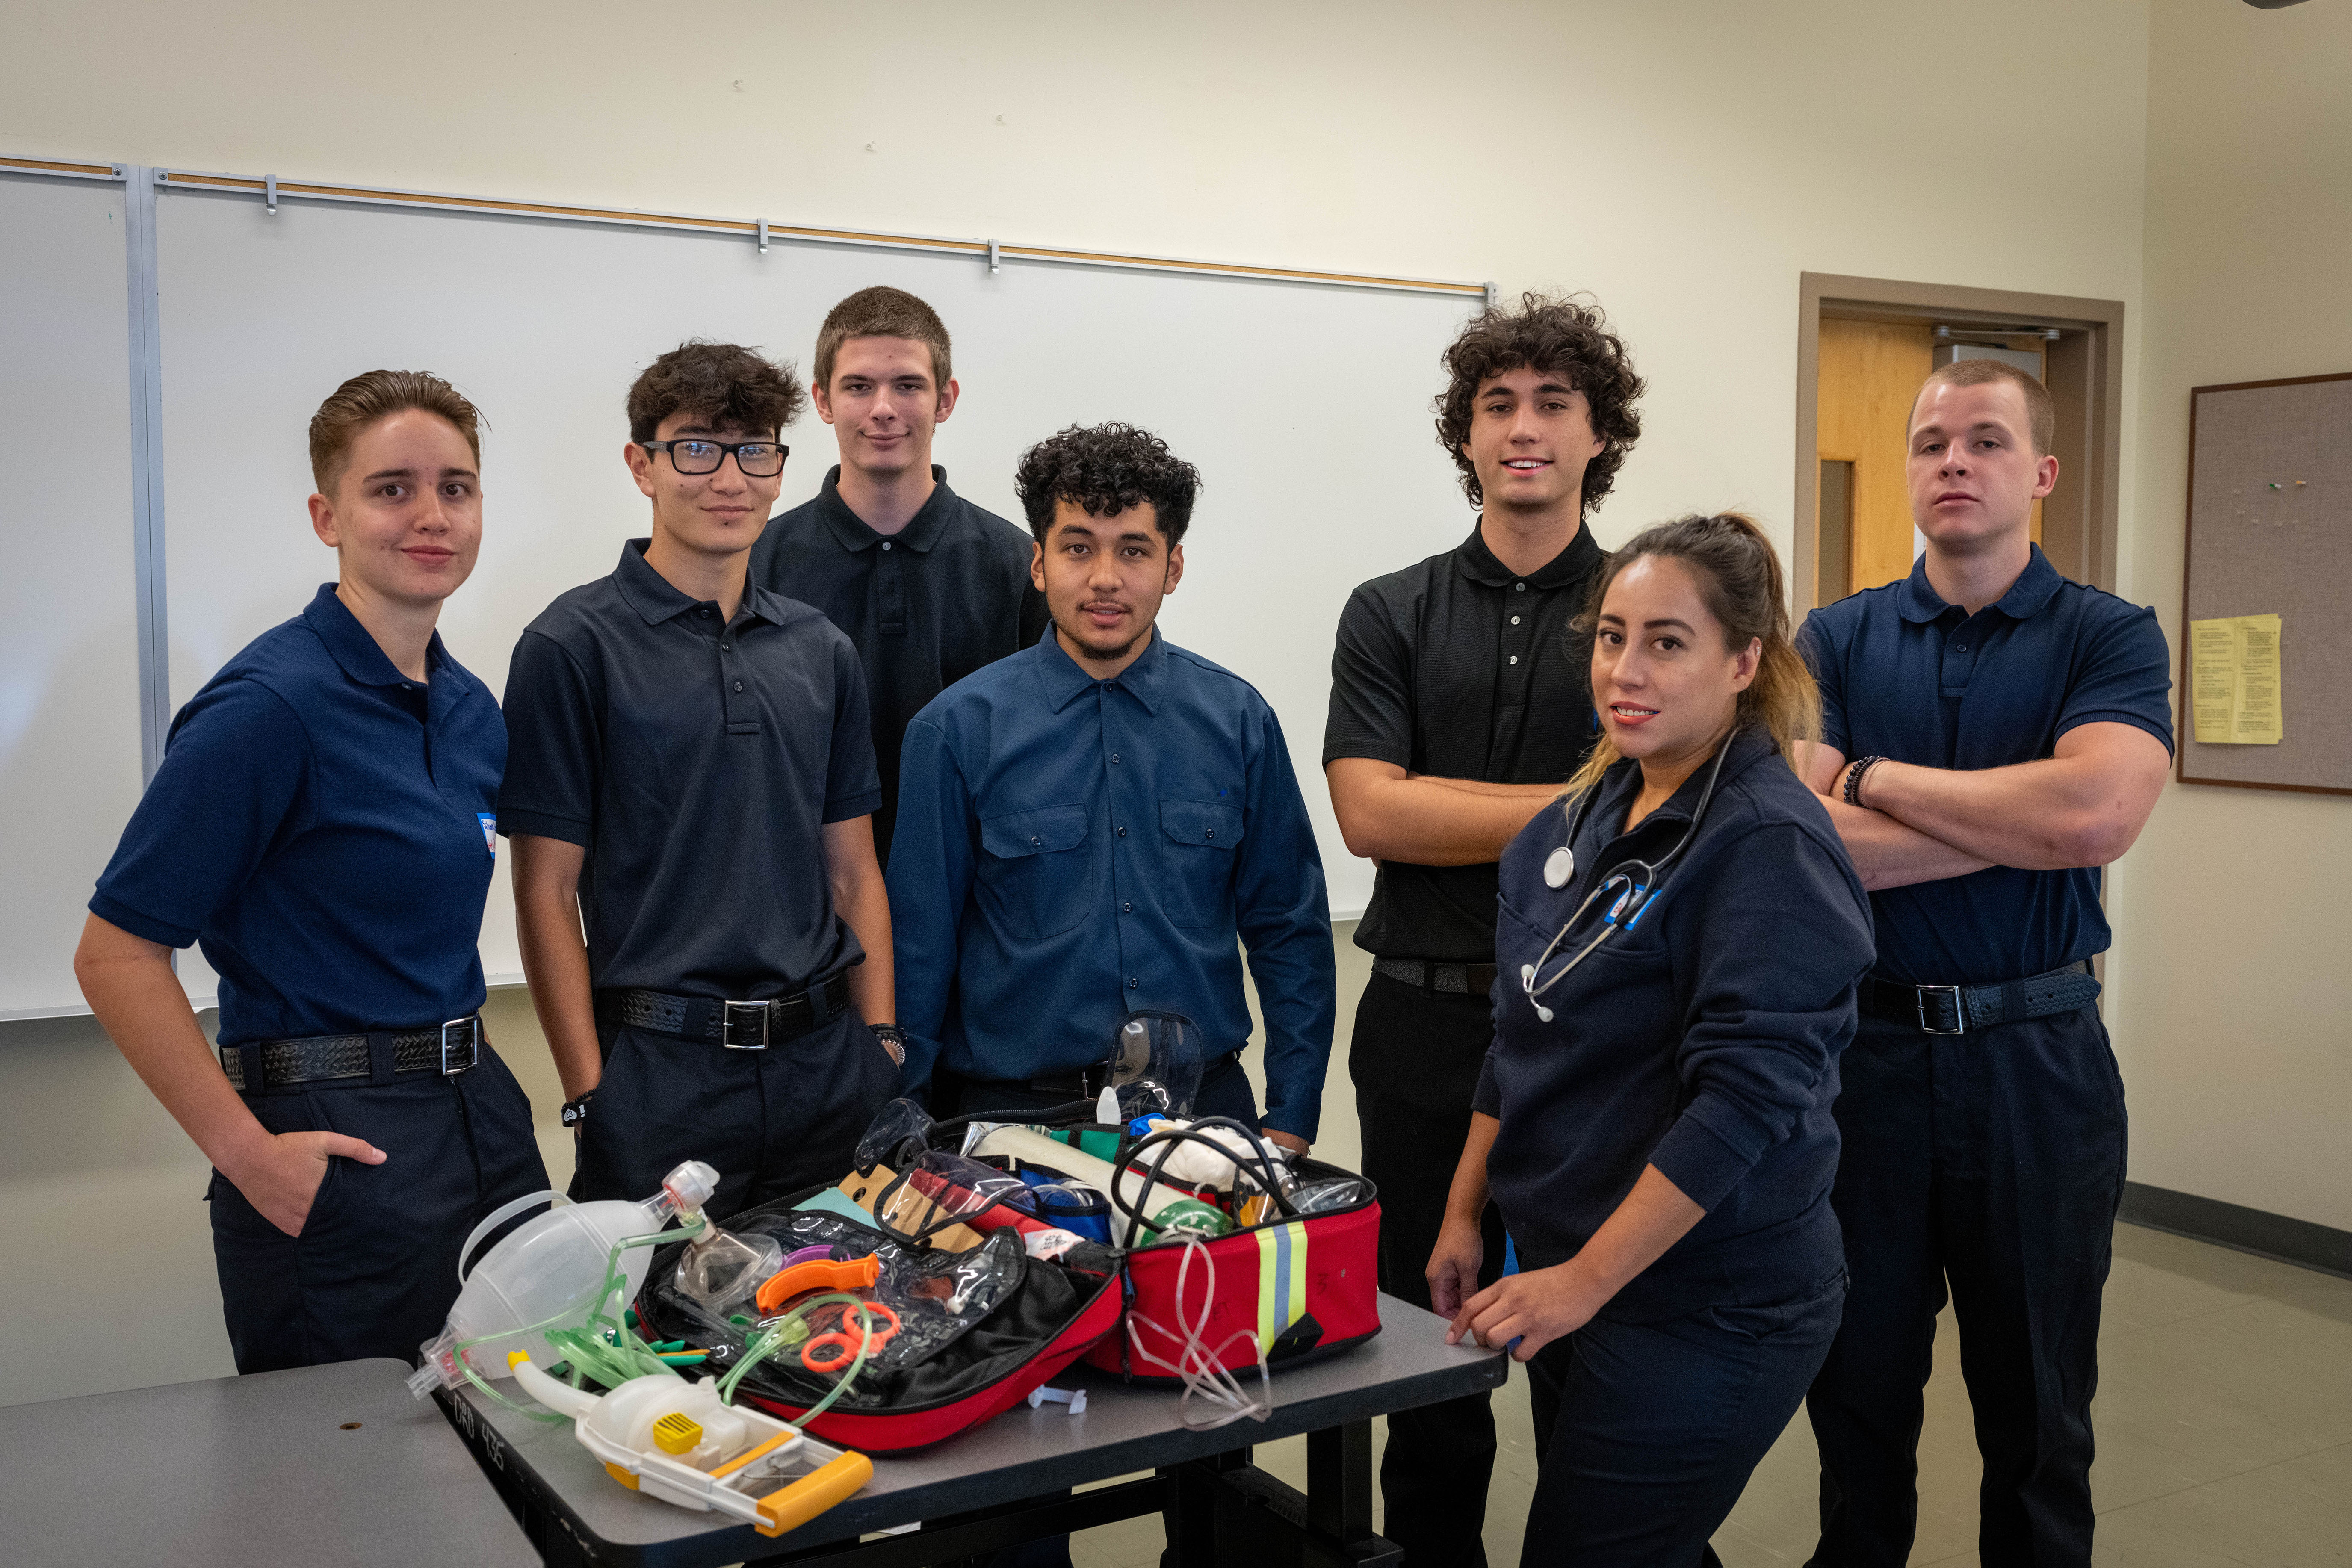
xmin=2189 ymin=614 xmax=2284 ymax=745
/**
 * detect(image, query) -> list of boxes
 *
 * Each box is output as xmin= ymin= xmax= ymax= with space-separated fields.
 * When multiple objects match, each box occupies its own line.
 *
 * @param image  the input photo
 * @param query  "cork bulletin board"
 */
xmin=2178 ymin=372 xmax=2352 ymax=794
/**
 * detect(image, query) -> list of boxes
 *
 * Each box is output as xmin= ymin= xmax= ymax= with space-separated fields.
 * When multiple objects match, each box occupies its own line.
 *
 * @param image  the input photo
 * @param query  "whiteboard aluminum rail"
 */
xmin=0 ymin=158 xmax=174 ymax=784
xmin=144 ymin=165 xmax=1495 ymax=302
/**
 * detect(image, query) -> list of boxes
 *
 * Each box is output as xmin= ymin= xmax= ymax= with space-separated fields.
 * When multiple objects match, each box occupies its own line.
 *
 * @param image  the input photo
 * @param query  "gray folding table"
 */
xmin=444 ymin=1292 xmax=1505 ymax=1567
xmin=0 ymin=1357 xmax=536 ymax=1567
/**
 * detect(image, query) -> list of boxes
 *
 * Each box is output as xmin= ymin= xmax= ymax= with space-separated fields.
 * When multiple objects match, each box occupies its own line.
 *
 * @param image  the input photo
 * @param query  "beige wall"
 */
xmin=2107 ymin=0 xmax=2352 ymax=1232
xmin=0 ymin=0 xmax=2151 ymax=557
xmin=0 ymin=0 xmax=2169 ymax=1404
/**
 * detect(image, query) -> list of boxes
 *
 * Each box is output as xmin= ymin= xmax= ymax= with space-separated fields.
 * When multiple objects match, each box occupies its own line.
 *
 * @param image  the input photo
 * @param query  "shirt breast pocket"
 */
xmin=1158 ymin=797 xmax=1244 ymax=928
xmin=977 ymin=804 xmax=1092 ymax=940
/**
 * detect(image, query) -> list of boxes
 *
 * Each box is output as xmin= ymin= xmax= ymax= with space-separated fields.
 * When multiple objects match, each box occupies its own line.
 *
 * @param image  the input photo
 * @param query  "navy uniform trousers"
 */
xmin=574 ymin=1001 xmax=900 ymax=1220
xmin=1520 ymin=1263 xmax=1846 ymax=1567
xmin=1806 ymin=1005 xmax=2127 ymax=1567
xmin=207 ymin=1040 xmax=548 ymax=1375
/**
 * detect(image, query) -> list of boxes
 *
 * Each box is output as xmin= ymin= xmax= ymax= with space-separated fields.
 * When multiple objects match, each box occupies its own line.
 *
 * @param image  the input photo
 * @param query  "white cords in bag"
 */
xmin=1123 ymin=1233 xmax=1274 ymax=1430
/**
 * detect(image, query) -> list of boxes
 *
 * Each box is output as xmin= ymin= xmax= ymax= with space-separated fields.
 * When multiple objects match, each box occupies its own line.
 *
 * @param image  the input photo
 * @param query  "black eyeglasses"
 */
xmin=641 ymin=439 xmax=789 ymax=477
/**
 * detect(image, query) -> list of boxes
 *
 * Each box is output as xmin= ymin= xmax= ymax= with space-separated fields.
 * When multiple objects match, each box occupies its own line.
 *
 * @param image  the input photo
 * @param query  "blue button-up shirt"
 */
xmin=1799 ymin=546 xmax=2173 ymax=986
xmin=91 ymin=586 xmax=505 ymax=1045
xmin=887 ymin=629 xmax=1337 ymax=1140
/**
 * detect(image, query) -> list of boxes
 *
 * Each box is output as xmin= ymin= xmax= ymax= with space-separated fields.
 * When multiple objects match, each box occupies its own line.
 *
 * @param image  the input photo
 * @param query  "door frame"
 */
xmin=1793 ymin=272 xmax=2126 ymax=609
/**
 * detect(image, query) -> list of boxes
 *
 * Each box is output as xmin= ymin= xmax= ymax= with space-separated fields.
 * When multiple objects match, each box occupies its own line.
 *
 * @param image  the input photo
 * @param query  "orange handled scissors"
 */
xmin=753 ymin=1252 xmax=882 ymax=1317
xmin=801 ymin=1302 xmax=901 ymax=1372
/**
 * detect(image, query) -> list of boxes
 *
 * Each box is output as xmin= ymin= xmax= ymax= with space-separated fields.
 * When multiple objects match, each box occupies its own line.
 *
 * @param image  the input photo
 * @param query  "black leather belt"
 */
xmin=613 ymin=973 xmax=851 ymax=1050
xmin=1372 ymin=957 xmax=1500 ymax=997
xmin=1859 ymin=962 xmax=2100 ymax=1036
xmin=220 ymin=1016 xmax=480 ymax=1091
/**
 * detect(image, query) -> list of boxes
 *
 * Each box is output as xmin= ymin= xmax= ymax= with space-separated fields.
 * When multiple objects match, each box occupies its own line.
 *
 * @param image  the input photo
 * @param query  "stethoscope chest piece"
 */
xmin=1542 ymin=847 xmax=1575 ymax=889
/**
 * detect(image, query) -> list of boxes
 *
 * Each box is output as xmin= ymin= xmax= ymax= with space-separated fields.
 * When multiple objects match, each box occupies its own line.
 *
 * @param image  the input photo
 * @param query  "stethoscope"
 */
xmin=1519 ymin=731 xmax=1735 ymax=1022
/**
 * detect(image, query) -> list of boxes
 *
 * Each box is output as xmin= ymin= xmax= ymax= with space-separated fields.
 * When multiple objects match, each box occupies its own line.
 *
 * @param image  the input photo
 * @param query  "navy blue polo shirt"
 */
xmin=1473 ymin=726 xmax=1875 ymax=1317
xmin=887 ymin=628 xmax=1337 ymax=1140
xmin=1798 ymin=546 xmax=2173 ymax=987
xmin=498 ymin=540 xmax=881 ymax=997
xmin=90 ymin=586 xmax=504 ymax=1047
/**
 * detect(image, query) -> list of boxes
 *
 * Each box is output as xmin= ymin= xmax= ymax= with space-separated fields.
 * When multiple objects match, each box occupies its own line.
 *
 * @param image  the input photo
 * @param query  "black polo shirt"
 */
xmin=498 ymin=540 xmax=881 ymax=997
xmin=748 ymin=466 xmax=1046 ymax=866
xmin=1798 ymin=545 xmax=2173 ymax=987
xmin=1323 ymin=522 xmax=1605 ymax=960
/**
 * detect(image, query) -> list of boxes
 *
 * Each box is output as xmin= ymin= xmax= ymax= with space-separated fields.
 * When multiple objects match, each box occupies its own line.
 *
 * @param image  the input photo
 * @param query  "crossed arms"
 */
xmin=1802 ymin=721 xmax=2170 ymax=891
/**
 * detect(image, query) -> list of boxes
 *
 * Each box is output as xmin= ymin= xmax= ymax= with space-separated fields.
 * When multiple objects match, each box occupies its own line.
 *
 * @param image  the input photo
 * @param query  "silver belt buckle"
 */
xmin=1915 ymin=985 xmax=1966 ymax=1035
xmin=440 ymin=1016 xmax=479 ymax=1074
xmin=721 ymin=1000 xmax=772 ymax=1050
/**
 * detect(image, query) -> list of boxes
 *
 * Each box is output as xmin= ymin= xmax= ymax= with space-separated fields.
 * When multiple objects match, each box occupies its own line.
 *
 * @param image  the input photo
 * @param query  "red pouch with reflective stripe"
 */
xmin=1090 ymin=1188 xmax=1382 ymax=1382
xmin=1079 ymin=1121 xmax=1381 ymax=1383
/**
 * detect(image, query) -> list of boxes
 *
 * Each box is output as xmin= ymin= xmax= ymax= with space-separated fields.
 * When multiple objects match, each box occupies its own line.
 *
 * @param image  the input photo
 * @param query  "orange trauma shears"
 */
xmin=800 ymin=1302 xmax=901 ymax=1372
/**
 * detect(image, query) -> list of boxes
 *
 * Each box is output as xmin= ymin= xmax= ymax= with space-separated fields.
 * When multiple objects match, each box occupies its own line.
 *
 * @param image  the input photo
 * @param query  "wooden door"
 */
xmin=1816 ymin=319 xmax=1932 ymax=594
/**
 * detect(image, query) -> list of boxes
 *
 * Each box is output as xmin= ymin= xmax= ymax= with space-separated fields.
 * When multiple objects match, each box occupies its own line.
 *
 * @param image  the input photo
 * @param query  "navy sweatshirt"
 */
xmin=1474 ymin=725 xmax=1873 ymax=1319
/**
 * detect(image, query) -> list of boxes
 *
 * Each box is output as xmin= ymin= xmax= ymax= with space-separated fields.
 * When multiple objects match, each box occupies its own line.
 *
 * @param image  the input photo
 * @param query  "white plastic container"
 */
xmin=408 ymin=1160 xmax=719 ymax=1397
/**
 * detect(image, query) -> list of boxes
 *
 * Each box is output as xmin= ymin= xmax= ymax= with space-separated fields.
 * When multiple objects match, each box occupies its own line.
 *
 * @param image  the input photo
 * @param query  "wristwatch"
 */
xmin=870 ymin=1025 xmax=907 ymax=1067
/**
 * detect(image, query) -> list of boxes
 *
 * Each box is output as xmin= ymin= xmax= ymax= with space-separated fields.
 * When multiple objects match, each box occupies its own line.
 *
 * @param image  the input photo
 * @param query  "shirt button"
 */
xmin=1511 ymin=615 xmax=1521 ymax=625
xmin=1110 ymin=754 xmax=1121 ymax=764
xmin=1127 ymin=978 xmax=1139 ymax=990
xmin=1515 ymin=582 xmax=1526 ymax=592
xmin=1122 ymin=902 xmax=1132 ymax=913
xmin=1955 ymin=642 xmax=1968 ymax=652
xmin=882 ymin=540 xmax=893 ymax=551
xmin=1508 ymin=655 xmax=1519 ymax=665
xmin=1117 ymin=826 xmax=1128 ymax=837
xmin=1205 ymin=827 xmax=1216 ymax=839
xmin=721 ymin=643 xmax=731 ymax=653
xmin=733 ymin=679 xmax=745 ymax=692
xmin=1030 ymin=835 xmax=1041 ymax=847
xmin=698 ymin=607 xmax=712 ymax=617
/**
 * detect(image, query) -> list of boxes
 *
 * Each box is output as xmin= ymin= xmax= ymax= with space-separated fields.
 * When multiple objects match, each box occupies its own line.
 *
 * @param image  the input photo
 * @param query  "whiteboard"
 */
xmin=148 ymin=187 xmax=1477 ymax=998
xmin=0 ymin=174 xmax=145 ymax=1019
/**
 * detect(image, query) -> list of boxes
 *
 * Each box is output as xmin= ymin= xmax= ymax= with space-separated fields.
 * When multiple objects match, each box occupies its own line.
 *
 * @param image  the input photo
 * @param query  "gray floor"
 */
xmin=1064 ymin=1222 xmax=2352 ymax=1567
xmin=2 ymin=926 xmax=2346 ymax=1563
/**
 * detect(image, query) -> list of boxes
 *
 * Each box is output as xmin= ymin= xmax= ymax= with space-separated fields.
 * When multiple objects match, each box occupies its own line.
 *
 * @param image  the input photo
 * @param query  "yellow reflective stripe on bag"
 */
xmin=1254 ymin=1220 xmax=1310 ymax=1352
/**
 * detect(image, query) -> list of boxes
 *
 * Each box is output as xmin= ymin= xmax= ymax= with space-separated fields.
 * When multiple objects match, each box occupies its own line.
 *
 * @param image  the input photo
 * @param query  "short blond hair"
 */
xmin=1914 ymin=358 xmax=2054 ymax=456
xmin=309 ymin=370 xmax=484 ymax=494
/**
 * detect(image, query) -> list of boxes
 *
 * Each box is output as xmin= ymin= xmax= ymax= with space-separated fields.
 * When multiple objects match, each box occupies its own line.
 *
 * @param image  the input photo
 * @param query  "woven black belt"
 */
xmin=1859 ymin=962 xmax=2100 ymax=1036
xmin=220 ymin=1016 xmax=481 ymax=1091
xmin=614 ymin=972 xmax=851 ymax=1050
xmin=1372 ymin=957 xmax=1500 ymax=997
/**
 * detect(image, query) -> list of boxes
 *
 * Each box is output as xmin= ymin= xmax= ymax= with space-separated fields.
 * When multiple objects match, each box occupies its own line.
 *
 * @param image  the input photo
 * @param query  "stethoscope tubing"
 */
xmin=1520 ymin=731 xmax=1737 ymax=1013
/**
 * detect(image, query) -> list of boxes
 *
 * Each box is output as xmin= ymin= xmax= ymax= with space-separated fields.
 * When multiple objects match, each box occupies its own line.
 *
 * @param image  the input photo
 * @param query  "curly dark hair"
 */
xmin=626 ymin=340 xmax=805 ymax=443
xmin=1013 ymin=422 xmax=1201 ymax=546
xmin=1434 ymin=292 xmax=1644 ymax=511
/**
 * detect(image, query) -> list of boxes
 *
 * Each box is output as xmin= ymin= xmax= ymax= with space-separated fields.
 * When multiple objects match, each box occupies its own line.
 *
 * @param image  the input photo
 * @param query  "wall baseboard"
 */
xmin=2119 ymin=1181 xmax=2352 ymax=1279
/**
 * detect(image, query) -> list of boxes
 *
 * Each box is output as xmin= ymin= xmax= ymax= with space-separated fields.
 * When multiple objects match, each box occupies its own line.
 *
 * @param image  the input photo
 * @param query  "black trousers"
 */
xmin=575 ymin=1000 xmax=901 ymax=1220
xmin=207 ymin=1042 xmax=549 ymax=1375
xmin=1805 ymin=1006 xmax=2127 ymax=1568
xmin=1353 ymin=972 xmax=1510 ymax=1568
xmin=1522 ymin=1269 xmax=1845 ymax=1567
